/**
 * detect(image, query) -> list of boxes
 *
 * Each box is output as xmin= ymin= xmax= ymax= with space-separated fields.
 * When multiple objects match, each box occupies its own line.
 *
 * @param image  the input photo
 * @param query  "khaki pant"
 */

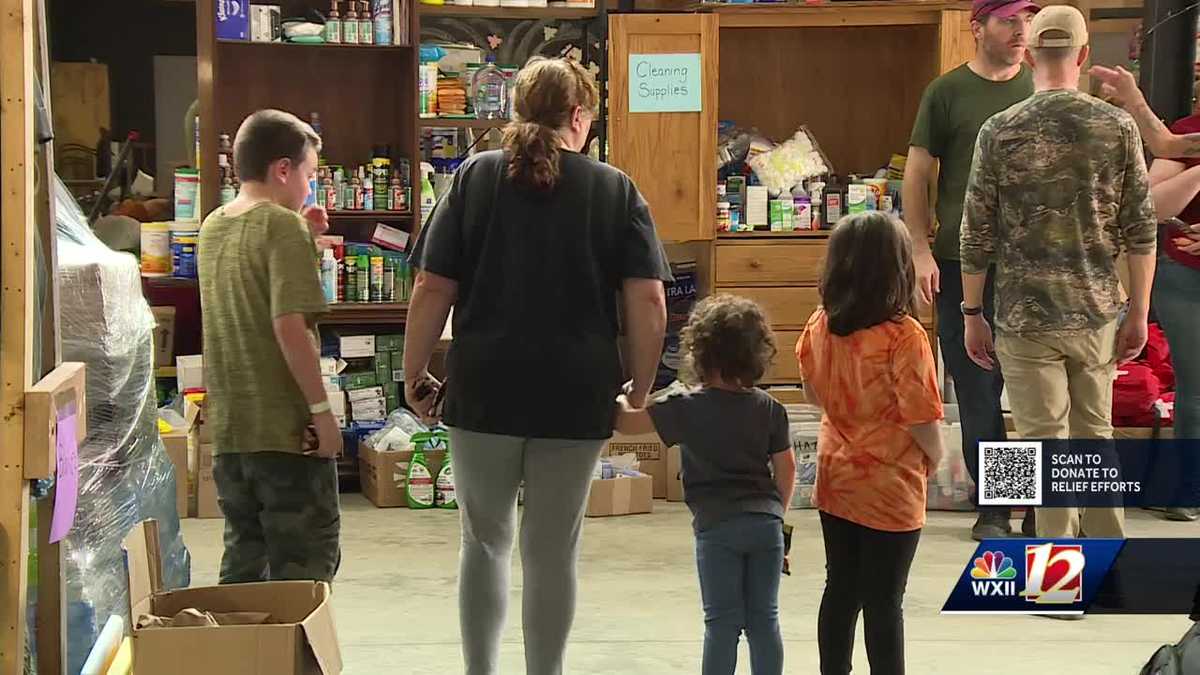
xmin=995 ymin=320 xmax=1125 ymax=538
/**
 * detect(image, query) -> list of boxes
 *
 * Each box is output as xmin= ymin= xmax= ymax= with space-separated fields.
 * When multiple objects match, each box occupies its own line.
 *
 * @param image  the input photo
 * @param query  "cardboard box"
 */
xmin=123 ymin=520 xmax=342 ymax=674
xmin=328 ymin=390 xmax=346 ymax=416
xmin=341 ymin=371 xmax=378 ymax=390
xmin=185 ymin=395 xmax=213 ymax=446
xmin=176 ymin=354 xmax=205 ymax=393
xmin=358 ymin=443 xmax=446 ymax=507
xmin=376 ymin=334 xmax=404 ymax=352
xmin=249 ymin=4 xmax=282 ymax=42
xmin=151 ymin=306 xmax=176 ymax=369
xmin=162 ymin=430 xmax=191 ymax=518
xmin=586 ymin=473 xmax=654 ymax=517
xmin=666 ymin=445 xmax=684 ymax=502
xmin=347 ymin=386 xmax=384 ymax=403
xmin=196 ymin=446 xmax=221 ymax=519
xmin=320 ymin=357 xmax=347 ymax=377
xmin=374 ymin=352 xmax=392 ymax=386
xmin=339 ymin=334 xmax=376 ymax=359
xmin=215 ymin=0 xmax=249 ymax=41
xmin=604 ymin=432 xmax=671 ymax=499
xmin=351 ymin=401 xmax=387 ymax=423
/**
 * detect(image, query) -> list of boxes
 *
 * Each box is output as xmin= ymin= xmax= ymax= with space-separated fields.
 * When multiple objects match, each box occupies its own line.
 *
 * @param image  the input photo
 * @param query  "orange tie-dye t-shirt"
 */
xmin=796 ymin=309 xmax=943 ymax=532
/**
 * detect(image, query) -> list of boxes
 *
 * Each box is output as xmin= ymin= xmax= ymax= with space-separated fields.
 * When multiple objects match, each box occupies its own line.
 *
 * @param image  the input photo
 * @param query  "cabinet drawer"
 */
xmin=765 ymin=330 xmax=802 ymax=384
xmin=715 ymin=242 xmax=825 ymax=285
xmin=717 ymin=286 xmax=820 ymax=329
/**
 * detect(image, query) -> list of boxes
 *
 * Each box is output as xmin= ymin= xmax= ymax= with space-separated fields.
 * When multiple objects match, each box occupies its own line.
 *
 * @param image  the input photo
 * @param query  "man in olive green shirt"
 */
xmin=902 ymin=0 xmax=1038 ymax=541
xmin=198 ymin=109 xmax=342 ymax=583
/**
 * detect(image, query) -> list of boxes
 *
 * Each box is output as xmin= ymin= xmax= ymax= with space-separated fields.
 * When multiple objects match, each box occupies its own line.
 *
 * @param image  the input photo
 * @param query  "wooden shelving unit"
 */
xmin=323 ymin=303 xmax=410 ymax=326
xmin=717 ymin=231 xmax=831 ymax=239
xmin=419 ymin=117 xmax=508 ymax=129
xmin=609 ymin=3 xmax=971 ymax=385
xmin=418 ymin=4 xmax=599 ymax=19
xmin=216 ymin=38 xmax=412 ymax=51
xmin=328 ymin=209 xmax=414 ymax=220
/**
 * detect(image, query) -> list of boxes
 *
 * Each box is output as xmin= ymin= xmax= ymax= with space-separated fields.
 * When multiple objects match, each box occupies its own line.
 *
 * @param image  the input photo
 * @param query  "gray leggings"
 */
xmin=449 ymin=428 xmax=605 ymax=675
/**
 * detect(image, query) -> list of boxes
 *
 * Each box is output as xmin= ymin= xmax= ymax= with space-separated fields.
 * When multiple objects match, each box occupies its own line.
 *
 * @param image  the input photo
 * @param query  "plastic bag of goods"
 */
xmin=747 ymin=126 xmax=831 ymax=194
xmin=926 ymin=422 xmax=974 ymax=511
xmin=790 ymin=422 xmax=820 ymax=509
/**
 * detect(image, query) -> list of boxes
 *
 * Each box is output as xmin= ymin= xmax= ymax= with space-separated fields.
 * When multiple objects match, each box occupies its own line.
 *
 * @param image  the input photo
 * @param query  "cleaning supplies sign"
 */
xmin=629 ymin=53 xmax=702 ymax=113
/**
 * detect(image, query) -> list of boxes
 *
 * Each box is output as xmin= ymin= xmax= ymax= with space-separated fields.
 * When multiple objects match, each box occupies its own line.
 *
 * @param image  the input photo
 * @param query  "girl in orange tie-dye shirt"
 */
xmin=796 ymin=212 xmax=944 ymax=675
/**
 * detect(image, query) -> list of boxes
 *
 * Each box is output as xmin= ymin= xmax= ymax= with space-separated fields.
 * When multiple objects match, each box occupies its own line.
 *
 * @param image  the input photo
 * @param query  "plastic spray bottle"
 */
xmin=320 ymin=248 xmax=337 ymax=303
xmin=434 ymin=429 xmax=456 ymax=509
xmin=420 ymin=162 xmax=436 ymax=227
xmin=406 ymin=431 xmax=436 ymax=509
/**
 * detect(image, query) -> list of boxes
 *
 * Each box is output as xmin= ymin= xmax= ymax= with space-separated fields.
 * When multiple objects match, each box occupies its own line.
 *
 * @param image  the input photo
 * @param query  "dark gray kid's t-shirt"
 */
xmin=648 ymin=388 xmax=792 ymax=531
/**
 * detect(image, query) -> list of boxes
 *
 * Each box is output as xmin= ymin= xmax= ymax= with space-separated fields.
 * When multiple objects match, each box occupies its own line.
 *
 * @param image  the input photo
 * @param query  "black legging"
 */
xmin=818 ymin=511 xmax=921 ymax=675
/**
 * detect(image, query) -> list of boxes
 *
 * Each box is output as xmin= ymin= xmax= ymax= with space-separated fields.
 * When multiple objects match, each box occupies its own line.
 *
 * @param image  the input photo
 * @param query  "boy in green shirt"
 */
xmin=198 ymin=109 xmax=342 ymax=583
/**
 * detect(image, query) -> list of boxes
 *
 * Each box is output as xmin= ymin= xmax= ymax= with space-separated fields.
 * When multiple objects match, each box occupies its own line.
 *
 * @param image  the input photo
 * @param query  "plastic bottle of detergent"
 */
xmin=406 ymin=431 xmax=436 ymax=509
xmin=420 ymin=162 xmax=436 ymax=227
xmin=435 ymin=432 xmax=457 ymax=509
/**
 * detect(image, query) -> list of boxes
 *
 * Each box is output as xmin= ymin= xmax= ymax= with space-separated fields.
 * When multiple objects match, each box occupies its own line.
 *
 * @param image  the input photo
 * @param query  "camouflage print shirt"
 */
xmin=960 ymin=89 xmax=1157 ymax=336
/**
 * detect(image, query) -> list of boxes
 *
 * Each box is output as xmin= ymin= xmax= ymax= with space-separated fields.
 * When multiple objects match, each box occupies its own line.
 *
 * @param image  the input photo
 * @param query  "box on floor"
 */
xmin=161 ymin=430 xmax=190 ymax=519
xmin=587 ymin=472 xmax=653 ymax=517
xmin=359 ymin=441 xmax=446 ymax=508
xmin=603 ymin=431 xmax=672 ymax=499
xmin=123 ymin=520 xmax=342 ymax=674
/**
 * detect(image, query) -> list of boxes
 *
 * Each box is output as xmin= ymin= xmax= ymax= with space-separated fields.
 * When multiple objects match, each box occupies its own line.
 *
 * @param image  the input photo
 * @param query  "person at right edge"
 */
xmin=401 ymin=57 xmax=672 ymax=675
xmin=960 ymin=6 xmax=1157 ymax=546
xmin=902 ymin=0 xmax=1039 ymax=541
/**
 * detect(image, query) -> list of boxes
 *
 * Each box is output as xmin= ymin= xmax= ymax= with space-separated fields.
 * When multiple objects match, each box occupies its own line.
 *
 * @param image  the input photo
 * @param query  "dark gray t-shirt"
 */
xmin=410 ymin=149 xmax=672 ymax=440
xmin=648 ymin=388 xmax=791 ymax=531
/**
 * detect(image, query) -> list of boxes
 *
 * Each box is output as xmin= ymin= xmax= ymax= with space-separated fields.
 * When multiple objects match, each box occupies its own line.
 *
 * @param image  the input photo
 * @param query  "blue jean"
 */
xmin=1152 ymin=258 xmax=1200 ymax=499
xmin=936 ymin=258 xmax=1010 ymax=518
xmin=695 ymin=513 xmax=784 ymax=675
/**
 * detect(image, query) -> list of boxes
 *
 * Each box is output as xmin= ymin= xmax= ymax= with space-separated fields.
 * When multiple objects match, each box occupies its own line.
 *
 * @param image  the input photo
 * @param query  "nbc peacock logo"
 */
xmin=970 ymin=551 xmax=1018 ymax=597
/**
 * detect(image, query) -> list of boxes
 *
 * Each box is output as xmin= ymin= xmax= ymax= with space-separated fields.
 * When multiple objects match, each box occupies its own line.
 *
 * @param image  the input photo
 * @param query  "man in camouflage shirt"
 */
xmin=960 ymin=5 xmax=1157 ymax=540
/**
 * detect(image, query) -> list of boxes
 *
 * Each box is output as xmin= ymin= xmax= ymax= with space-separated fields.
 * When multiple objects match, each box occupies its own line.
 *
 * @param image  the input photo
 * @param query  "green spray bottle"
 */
xmin=433 ymin=428 xmax=456 ymax=509
xmin=406 ymin=431 xmax=436 ymax=509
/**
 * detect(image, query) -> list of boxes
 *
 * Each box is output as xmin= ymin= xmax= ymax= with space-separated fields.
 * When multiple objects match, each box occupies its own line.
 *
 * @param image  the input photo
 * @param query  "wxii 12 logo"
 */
xmin=969 ymin=543 xmax=1084 ymax=604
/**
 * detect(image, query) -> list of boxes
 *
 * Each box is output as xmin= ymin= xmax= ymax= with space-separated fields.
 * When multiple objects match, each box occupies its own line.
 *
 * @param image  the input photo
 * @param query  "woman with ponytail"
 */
xmin=403 ymin=57 xmax=673 ymax=675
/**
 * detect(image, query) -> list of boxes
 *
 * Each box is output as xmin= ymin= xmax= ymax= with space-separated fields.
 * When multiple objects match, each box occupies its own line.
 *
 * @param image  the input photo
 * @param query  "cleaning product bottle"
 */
xmin=435 ymin=430 xmax=457 ymax=509
xmin=321 ymin=248 xmax=337 ymax=303
xmin=420 ymin=162 xmax=436 ymax=226
xmin=406 ymin=432 xmax=436 ymax=509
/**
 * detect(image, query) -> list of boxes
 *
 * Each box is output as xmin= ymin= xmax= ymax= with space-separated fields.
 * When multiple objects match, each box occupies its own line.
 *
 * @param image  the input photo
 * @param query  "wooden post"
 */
xmin=1 ymin=0 xmax=38 ymax=671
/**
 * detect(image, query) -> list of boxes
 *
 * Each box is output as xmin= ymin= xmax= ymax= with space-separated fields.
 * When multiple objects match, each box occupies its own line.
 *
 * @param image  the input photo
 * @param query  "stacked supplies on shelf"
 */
xmin=436 ymin=76 xmax=468 ymax=117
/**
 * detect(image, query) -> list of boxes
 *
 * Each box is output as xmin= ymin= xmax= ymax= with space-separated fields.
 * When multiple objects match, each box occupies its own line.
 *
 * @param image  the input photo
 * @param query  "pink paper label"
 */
xmin=49 ymin=413 xmax=80 ymax=544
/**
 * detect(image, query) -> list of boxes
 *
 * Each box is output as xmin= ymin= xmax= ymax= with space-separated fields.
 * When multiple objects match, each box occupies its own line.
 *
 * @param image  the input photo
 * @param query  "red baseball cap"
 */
xmin=972 ymin=0 xmax=1041 ymax=21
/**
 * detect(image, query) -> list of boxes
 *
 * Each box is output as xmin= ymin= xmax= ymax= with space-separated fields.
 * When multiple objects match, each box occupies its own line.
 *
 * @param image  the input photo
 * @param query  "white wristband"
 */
xmin=309 ymin=400 xmax=332 ymax=415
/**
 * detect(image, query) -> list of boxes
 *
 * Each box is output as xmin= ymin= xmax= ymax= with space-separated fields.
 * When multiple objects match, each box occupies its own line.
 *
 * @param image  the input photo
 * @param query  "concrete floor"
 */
xmin=181 ymin=497 xmax=1193 ymax=674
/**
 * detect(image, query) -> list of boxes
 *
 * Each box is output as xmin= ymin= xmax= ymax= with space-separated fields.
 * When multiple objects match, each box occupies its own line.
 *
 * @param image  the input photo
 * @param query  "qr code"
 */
xmin=978 ymin=441 xmax=1043 ymax=506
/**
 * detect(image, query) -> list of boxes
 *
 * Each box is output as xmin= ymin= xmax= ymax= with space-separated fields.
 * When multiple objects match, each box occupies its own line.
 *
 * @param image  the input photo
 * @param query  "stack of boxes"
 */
xmin=322 ymin=331 xmax=405 ymax=430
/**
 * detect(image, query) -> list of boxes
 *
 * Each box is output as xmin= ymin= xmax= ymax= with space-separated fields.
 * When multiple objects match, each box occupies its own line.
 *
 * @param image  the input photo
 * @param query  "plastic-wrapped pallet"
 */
xmin=52 ymin=175 xmax=191 ymax=674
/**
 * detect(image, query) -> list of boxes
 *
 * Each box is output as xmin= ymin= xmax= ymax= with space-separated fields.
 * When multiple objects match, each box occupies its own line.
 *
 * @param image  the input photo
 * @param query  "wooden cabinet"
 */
xmin=609 ymin=1 xmax=969 ymax=386
xmin=609 ymin=14 xmax=719 ymax=243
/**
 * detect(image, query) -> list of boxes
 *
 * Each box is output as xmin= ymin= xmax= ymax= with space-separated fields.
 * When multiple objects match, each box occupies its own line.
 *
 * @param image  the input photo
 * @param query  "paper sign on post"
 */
xmin=50 ymin=413 xmax=80 ymax=544
xmin=629 ymin=53 xmax=702 ymax=113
